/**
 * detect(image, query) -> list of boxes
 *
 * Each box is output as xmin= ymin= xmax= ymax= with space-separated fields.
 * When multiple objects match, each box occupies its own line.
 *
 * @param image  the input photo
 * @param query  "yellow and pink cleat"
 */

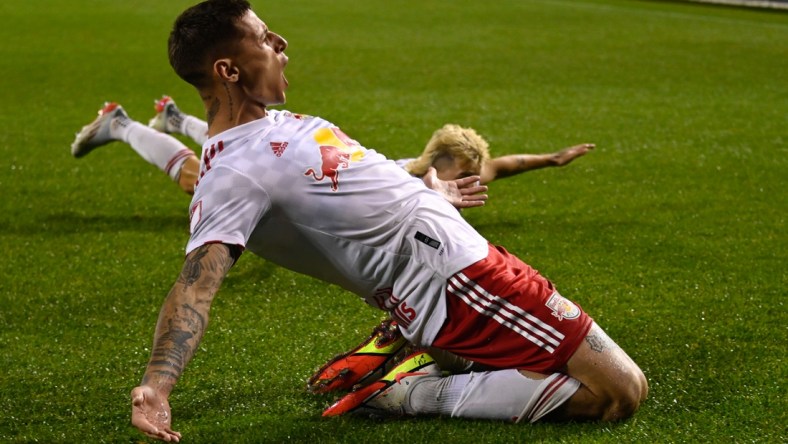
xmin=308 ymin=319 xmax=409 ymax=394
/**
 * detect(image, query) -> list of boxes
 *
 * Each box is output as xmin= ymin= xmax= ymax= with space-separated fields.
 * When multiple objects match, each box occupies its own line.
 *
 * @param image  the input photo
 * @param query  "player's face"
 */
xmin=432 ymin=155 xmax=481 ymax=181
xmin=234 ymin=11 xmax=289 ymax=106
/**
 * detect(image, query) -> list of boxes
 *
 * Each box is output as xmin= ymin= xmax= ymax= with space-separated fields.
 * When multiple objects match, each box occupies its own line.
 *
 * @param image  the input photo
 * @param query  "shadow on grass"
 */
xmin=0 ymin=211 xmax=189 ymax=236
xmin=222 ymin=255 xmax=280 ymax=289
xmin=177 ymin=397 xmax=629 ymax=444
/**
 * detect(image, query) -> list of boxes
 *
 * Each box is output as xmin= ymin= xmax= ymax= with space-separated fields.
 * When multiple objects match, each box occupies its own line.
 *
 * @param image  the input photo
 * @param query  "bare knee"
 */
xmin=561 ymin=322 xmax=649 ymax=422
xmin=601 ymin=392 xmax=639 ymax=421
xmin=560 ymin=364 xmax=648 ymax=422
xmin=597 ymin=368 xmax=648 ymax=421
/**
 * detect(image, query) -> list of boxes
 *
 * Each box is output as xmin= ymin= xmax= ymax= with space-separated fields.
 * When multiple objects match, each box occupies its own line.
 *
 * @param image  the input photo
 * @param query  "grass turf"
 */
xmin=0 ymin=0 xmax=785 ymax=442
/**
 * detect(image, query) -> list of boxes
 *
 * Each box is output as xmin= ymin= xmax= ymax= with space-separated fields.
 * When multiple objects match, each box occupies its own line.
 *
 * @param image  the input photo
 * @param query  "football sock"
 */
xmin=406 ymin=369 xmax=580 ymax=423
xmin=118 ymin=121 xmax=196 ymax=182
xmin=426 ymin=347 xmax=475 ymax=373
xmin=181 ymin=115 xmax=209 ymax=146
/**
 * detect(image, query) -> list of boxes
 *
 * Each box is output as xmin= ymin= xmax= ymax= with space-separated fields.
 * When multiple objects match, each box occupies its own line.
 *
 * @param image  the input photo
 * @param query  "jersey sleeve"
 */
xmin=395 ymin=158 xmax=415 ymax=170
xmin=186 ymin=165 xmax=270 ymax=255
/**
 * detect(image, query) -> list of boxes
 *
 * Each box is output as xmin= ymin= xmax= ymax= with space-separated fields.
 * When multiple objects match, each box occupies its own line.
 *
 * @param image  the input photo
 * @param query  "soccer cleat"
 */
xmin=70 ymin=102 xmax=129 ymax=158
xmin=307 ymin=319 xmax=409 ymax=394
xmin=148 ymin=95 xmax=185 ymax=134
xmin=322 ymin=351 xmax=440 ymax=417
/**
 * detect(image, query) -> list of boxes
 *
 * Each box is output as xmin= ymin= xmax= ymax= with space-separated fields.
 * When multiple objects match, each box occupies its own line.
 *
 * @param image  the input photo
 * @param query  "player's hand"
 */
xmin=422 ymin=167 xmax=488 ymax=209
xmin=553 ymin=143 xmax=595 ymax=166
xmin=131 ymin=385 xmax=182 ymax=442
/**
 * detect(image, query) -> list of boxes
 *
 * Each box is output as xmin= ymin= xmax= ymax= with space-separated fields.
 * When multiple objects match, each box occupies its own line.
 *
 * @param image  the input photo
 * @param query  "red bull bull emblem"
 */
xmin=545 ymin=292 xmax=580 ymax=321
xmin=304 ymin=127 xmax=363 ymax=191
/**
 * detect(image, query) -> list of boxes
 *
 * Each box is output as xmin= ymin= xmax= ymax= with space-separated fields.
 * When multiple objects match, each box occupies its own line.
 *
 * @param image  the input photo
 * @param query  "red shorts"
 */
xmin=431 ymin=244 xmax=593 ymax=373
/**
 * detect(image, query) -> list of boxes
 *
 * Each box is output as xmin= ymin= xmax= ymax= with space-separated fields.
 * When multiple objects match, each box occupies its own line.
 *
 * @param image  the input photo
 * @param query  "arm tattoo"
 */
xmin=585 ymin=332 xmax=607 ymax=353
xmin=179 ymin=248 xmax=210 ymax=288
xmin=143 ymin=244 xmax=234 ymax=390
xmin=143 ymin=304 xmax=206 ymax=387
xmin=176 ymin=244 xmax=235 ymax=288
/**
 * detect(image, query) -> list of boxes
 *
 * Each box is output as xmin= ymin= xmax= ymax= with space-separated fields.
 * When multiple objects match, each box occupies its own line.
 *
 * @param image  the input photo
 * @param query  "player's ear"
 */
xmin=214 ymin=58 xmax=239 ymax=82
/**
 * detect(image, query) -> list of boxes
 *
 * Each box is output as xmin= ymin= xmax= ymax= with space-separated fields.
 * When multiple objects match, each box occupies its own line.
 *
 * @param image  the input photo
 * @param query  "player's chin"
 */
xmin=275 ymin=79 xmax=288 ymax=104
xmin=263 ymin=91 xmax=286 ymax=107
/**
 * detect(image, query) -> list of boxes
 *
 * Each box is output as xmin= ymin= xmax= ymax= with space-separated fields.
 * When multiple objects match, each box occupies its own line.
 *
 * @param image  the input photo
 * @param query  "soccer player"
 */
xmin=71 ymin=97 xmax=594 ymax=194
xmin=70 ymin=101 xmax=201 ymax=194
xmin=129 ymin=1 xmax=646 ymax=441
xmin=400 ymin=123 xmax=594 ymax=183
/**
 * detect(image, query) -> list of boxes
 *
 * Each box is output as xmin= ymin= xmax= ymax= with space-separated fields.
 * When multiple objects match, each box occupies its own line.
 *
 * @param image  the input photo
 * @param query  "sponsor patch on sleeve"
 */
xmin=545 ymin=292 xmax=580 ymax=321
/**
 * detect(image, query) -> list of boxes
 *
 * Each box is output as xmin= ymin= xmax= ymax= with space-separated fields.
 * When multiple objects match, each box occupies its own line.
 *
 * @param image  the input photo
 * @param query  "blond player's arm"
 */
xmin=130 ymin=243 xmax=236 ymax=442
xmin=479 ymin=143 xmax=595 ymax=184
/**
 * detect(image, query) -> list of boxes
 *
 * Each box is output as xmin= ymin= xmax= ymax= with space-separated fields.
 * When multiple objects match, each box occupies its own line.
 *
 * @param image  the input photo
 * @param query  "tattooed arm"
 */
xmin=130 ymin=243 xmax=236 ymax=442
xmin=479 ymin=144 xmax=595 ymax=184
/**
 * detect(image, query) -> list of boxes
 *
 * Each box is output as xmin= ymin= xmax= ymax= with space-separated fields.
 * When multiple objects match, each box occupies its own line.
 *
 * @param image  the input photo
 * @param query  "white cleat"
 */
xmin=148 ymin=95 xmax=185 ymax=134
xmin=71 ymin=102 xmax=129 ymax=158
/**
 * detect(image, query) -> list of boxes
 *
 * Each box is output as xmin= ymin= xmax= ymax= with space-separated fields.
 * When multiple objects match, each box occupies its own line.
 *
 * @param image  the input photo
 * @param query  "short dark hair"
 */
xmin=168 ymin=0 xmax=252 ymax=88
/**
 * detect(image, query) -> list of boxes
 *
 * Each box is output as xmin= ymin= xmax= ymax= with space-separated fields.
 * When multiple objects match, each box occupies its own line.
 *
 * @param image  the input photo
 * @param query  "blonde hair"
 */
xmin=405 ymin=124 xmax=490 ymax=177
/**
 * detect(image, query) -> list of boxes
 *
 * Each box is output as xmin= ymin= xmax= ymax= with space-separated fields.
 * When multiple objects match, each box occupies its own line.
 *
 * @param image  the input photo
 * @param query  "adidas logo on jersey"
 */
xmin=270 ymin=141 xmax=288 ymax=157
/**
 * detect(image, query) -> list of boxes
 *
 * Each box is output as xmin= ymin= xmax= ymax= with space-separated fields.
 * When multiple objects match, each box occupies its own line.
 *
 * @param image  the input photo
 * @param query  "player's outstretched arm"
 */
xmin=422 ymin=167 xmax=488 ymax=209
xmin=480 ymin=143 xmax=595 ymax=184
xmin=131 ymin=243 xmax=236 ymax=442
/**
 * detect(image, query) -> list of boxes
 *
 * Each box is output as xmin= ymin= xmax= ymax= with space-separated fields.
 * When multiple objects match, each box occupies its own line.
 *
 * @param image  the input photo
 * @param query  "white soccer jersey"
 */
xmin=186 ymin=110 xmax=488 ymax=345
xmin=394 ymin=157 xmax=414 ymax=170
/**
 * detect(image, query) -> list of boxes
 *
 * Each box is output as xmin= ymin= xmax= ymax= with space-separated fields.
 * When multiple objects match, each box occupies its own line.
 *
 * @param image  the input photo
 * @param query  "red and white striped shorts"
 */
xmin=432 ymin=243 xmax=593 ymax=373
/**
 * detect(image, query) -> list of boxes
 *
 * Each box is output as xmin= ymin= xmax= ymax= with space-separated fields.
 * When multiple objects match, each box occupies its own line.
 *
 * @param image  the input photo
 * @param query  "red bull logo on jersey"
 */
xmin=545 ymin=292 xmax=581 ymax=321
xmin=304 ymin=127 xmax=363 ymax=191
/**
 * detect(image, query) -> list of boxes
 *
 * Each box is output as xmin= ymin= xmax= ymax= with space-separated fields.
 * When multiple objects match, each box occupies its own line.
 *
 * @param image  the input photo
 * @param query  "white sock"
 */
xmin=407 ymin=370 xmax=580 ymax=423
xmin=116 ymin=121 xmax=195 ymax=181
xmin=181 ymin=115 xmax=209 ymax=146
xmin=404 ymin=374 xmax=463 ymax=416
xmin=518 ymin=373 xmax=581 ymax=423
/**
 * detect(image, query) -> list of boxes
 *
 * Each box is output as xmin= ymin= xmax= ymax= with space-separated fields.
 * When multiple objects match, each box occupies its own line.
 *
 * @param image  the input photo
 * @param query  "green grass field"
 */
xmin=1 ymin=0 xmax=786 ymax=442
